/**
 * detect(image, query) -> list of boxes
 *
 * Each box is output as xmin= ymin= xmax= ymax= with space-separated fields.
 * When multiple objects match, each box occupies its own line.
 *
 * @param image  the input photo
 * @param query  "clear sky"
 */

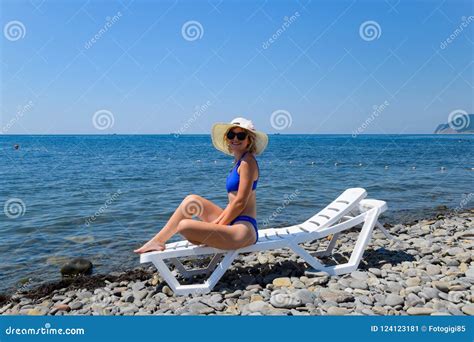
xmin=0 ymin=0 xmax=473 ymax=134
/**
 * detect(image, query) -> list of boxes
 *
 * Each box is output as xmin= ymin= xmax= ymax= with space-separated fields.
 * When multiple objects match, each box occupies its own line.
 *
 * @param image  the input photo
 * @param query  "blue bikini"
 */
xmin=226 ymin=152 xmax=259 ymax=243
xmin=226 ymin=152 xmax=258 ymax=192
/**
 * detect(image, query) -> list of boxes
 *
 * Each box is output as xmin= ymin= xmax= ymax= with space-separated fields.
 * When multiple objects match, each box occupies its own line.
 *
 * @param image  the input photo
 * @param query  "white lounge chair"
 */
xmin=140 ymin=188 xmax=394 ymax=296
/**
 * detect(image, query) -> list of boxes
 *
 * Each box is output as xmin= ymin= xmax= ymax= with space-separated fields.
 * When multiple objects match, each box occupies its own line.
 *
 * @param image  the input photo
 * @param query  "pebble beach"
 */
xmin=1 ymin=209 xmax=473 ymax=316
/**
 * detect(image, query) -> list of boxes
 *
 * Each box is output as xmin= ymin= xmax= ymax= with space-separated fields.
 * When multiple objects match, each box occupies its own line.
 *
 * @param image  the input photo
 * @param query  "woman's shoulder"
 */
xmin=241 ymin=153 xmax=258 ymax=168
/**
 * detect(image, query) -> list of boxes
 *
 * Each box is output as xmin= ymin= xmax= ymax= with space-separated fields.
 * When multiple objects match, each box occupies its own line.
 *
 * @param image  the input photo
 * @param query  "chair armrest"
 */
xmin=358 ymin=199 xmax=387 ymax=214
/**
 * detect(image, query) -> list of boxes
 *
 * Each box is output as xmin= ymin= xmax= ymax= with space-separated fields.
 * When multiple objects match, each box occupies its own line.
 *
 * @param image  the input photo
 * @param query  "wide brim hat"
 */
xmin=211 ymin=117 xmax=268 ymax=156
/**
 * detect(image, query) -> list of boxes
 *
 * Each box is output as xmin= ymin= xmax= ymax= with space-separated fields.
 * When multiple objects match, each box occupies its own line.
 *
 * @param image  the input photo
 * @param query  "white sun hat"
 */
xmin=211 ymin=117 xmax=269 ymax=156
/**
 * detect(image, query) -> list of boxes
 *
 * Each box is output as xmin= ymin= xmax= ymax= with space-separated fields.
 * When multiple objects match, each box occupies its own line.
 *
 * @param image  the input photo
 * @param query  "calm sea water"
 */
xmin=1 ymin=134 xmax=473 ymax=294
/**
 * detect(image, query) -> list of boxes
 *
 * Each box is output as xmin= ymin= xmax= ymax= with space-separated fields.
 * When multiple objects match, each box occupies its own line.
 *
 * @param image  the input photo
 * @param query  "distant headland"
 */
xmin=434 ymin=113 xmax=474 ymax=134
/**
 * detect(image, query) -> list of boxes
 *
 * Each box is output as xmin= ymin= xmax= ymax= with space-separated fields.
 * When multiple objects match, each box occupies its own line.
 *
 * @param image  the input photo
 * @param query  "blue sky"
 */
xmin=0 ymin=0 xmax=473 ymax=134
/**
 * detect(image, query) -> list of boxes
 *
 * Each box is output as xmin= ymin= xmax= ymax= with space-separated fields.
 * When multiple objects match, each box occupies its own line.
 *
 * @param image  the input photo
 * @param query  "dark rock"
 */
xmin=0 ymin=294 xmax=9 ymax=306
xmin=60 ymin=258 xmax=93 ymax=277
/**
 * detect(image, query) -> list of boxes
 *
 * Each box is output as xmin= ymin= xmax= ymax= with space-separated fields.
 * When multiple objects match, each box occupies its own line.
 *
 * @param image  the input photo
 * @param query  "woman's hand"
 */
xmin=212 ymin=212 xmax=225 ymax=224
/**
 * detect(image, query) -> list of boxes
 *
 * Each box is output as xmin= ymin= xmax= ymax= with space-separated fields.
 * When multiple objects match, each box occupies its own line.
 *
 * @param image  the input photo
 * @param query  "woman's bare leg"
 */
xmin=134 ymin=194 xmax=223 ymax=253
xmin=177 ymin=219 xmax=257 ymax=250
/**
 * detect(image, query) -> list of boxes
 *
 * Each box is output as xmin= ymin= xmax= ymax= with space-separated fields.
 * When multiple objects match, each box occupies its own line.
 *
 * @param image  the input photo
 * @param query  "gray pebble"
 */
xmin=326 ymin=307 xmax=350 ymax=315
xmin=426 ymin=264 xmax=441 ymax=276
xmin=385 ymin=294 xmax=404 ymax=307
xmin=131 ymin=282 xmax=145 ymax=292
xmin=350 ymin=279 xmax=368 ymax=290
xmin=461 ymin=305 xmax=474 ymax=315
xmin=248 ymin=300 xmax=268 ymax=313
xmin=351 ymin=271 xmax=368 ymax=281
xmin=320 ymin=290 xmax=354 ymax=303
xmin=406 ymin=307 xmax=435 ymax=315
xmin=293 ymin=289 xmax=316 ymax=305
xmin=368 ymin=268 xmax=382 ymax=277
xmin=69 ymin=301 xmax=83 ymax=310
xmin=187 ymin=302 xmax=214 ymax=315
xmin=405 ymin=293 xmax=423 ymax=307
xmin=465 ymin=267 xmax=474 ymax=280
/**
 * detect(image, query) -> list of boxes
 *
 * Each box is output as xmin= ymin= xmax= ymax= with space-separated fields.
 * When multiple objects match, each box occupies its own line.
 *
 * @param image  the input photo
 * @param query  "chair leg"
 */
xmin=289 ymin=243 xmax=334 ymax=273
xmin=169 ymin=254 xmax=224 ymax=279
xmin=150 ymin=251 xmax=238 ymax=296
xmin=341 ymin=207 xmax=379 ymax=273
xmin=313 ymin=217 xmax=395 ymax=259
xmin=311 ymin=209 xmax=358 ymax=257
xmin=151 ymin=258 xmax=182 ymax=291
xmin=206 ymin=250 xmax=238 ymax=289
xmin=375 ymin=221 xmax=398 ymax=241
xmin=292 ymin=208 xmax=380 ymax=276
xmin=311 ymin=232 xmax=340 ymax=257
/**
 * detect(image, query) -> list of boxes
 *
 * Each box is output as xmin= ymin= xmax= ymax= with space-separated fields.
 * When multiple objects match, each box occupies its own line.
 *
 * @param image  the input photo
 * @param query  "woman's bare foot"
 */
xmin=134 ymin=239 xmax=166 ymax=254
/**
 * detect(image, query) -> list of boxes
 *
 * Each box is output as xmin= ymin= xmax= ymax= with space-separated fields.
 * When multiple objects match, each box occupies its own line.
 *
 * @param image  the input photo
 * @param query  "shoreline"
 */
xmin=0 ymin=205 xmax=461 ymax=298
xmin=1 ymin=208 xmax=473 ymax=315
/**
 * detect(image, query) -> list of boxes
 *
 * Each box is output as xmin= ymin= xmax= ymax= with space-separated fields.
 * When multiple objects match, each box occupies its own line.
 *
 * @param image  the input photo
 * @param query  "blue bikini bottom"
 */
xmin=230 ymin=215 xmax=259 ymax=244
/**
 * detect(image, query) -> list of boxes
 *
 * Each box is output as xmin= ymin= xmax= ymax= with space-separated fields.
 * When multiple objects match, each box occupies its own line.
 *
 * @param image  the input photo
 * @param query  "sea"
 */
xmin=1 ymin=134 xmax=473 ymax=294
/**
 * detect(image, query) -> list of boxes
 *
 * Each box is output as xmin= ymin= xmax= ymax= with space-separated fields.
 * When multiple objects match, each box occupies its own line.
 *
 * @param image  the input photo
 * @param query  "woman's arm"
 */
xmin=212 ymin=210 xmax=226 ymax=224
xmin=217 ymin=159 xmax=255 ymax=225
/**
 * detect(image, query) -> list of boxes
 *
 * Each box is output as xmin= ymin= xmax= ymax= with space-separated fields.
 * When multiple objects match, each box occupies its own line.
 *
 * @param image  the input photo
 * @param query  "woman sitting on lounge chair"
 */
xmin=134 ymin=117 xmax=268 ymax=253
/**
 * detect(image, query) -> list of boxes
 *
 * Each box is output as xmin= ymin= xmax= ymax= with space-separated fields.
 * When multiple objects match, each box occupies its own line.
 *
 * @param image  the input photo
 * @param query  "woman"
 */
xmin=134 ymin=117 xmax=268 ymax=253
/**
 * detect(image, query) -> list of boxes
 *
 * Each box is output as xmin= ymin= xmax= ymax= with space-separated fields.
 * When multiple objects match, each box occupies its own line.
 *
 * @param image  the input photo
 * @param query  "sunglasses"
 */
xmin=226 ymin=130 xmax=248 ymax=141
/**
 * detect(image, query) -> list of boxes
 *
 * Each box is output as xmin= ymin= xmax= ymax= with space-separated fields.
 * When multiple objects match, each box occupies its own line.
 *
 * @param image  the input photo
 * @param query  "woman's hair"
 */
xmin=223 ymin=127 xmax=257 ymax=154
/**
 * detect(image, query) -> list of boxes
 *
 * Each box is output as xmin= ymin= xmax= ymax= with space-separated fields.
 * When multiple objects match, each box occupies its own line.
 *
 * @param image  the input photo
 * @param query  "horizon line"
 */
xmin=1 ymin=133 xmax=472 ymax=136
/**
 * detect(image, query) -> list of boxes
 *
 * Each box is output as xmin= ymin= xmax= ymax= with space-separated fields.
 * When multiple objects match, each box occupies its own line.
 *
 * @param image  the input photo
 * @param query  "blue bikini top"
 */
xmin=226 ymin=152 xmax=259 ymax=193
